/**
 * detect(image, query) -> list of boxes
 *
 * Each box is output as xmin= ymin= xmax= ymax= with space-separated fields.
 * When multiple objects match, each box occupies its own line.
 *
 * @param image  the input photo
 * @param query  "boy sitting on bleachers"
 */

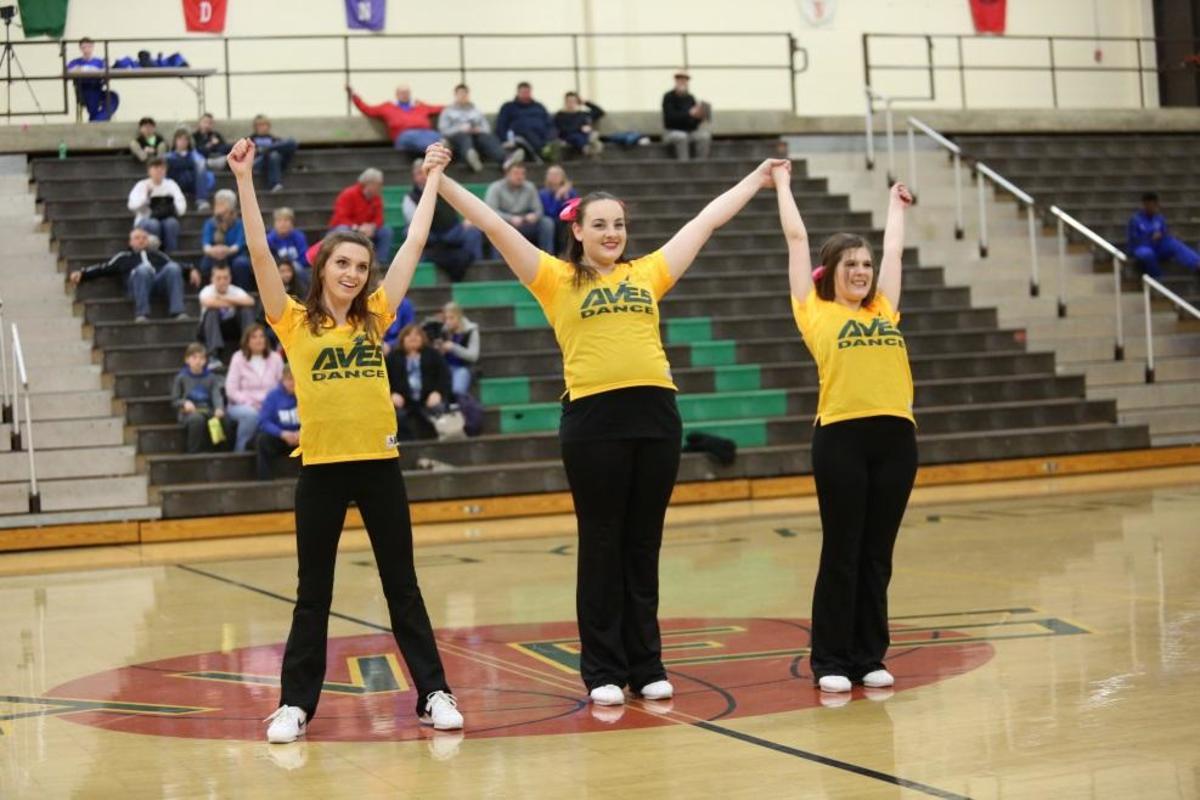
xmin=173 ymin=343 xmax=229 ymax=454
xmin=256 ymin=366 xmax=300 ymax=480
xmin=266 ymin=207 xmax=310 ymax=273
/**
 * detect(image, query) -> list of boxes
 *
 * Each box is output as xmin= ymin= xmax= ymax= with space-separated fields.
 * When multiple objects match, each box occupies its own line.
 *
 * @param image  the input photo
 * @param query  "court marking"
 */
xmin=173 ymin=562 xmax=974 ymax=799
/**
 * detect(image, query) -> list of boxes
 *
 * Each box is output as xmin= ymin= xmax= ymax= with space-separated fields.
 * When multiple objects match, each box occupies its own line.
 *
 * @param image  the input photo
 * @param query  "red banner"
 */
xmin=969 ymin=0 xmax=1006 ymax=34
xmin=183 ymin=0 xmax=227 ymax=33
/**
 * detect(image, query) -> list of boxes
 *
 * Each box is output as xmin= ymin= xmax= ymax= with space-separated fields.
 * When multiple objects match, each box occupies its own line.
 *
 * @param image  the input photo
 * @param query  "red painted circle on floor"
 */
xmin=42 ymin=618 xmax=992 ymax=741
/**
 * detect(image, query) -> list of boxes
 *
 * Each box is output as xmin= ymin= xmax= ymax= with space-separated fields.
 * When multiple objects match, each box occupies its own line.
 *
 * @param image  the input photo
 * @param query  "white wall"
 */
xmin=4 ymin=0 xmax=1157 ymax=124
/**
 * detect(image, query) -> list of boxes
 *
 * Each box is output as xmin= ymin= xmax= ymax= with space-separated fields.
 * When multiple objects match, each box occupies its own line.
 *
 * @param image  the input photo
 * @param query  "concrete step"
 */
xmin=1073 ymin=357 xmax=1200 ymax=386
xmin=0 ymin=504 xmax=160 ymax=530
xmin=0 ymin=175 xmax=28 ymax=194
xmin=3 ymin=317 xmax=85 ymax=341
xmin=0 ymin=473 xmax=148 ymax=515
xmin=0 ymin=193 xmax=35 ymax=216
xmin=1051 ymin=333 xmax=1200 ymax=363
xmin=1090 ymin=380 xmax=1200 ymax=410
xmin=5 ymin=338 xmax=93 ymax=366
xmin=13 ymin=389 xmax=114 ymax=420
xmin=22 ymin=364 xmax=104 ymax=393
xmin=1018 ymin=311 xmax=1180 ymax=338
xmin=0 ymin=415 xmax=124 ymax=450
xmin=0 ymin=271 xmax=70 ymax=293
xmin=1120 ymin=405 xmax=1200 ymax=437
xmin=0 ymin=444 xmax=136 ymax=481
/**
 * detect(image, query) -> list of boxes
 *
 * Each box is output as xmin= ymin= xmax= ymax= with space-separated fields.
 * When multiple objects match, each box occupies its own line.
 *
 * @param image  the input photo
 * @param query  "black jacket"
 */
xmin=193 ymin=129 xmax=228 ymax=158
xmin=79 ymin=248 xmax=171 ymax=281
xmin=662 ymin=90 xmax=700 ymax=132
xmin=386 ymin=347 xmax=452 ymax=407
xmin=554 ymin=101 xmax=605 ymax=137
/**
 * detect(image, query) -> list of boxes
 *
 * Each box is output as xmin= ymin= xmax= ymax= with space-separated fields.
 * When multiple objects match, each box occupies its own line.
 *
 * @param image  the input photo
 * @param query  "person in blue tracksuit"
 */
xmin=67 ymin=38 xmax=119 ymax=122
xmin=1127 ymin=192 xmax=1200 ymax=279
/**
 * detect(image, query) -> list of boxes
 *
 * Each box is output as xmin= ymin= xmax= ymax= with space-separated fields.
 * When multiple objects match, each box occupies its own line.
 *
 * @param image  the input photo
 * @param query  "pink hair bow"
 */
xmin=811 ymin=266 xmax=827 ymax=281
xmin=559 ymin=197 xmax=583 ymax=222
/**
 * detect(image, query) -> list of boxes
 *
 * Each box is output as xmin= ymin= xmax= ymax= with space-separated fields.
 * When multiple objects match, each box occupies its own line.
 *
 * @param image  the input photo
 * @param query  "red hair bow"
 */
xmin=811 ymin=266 xmax=827 ymax=281
xmin=559 ymin=197 xmax=582 ymax=222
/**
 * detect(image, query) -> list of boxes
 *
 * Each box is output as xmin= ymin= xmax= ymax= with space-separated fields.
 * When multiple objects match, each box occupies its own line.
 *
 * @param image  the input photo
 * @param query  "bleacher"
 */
xmin=30 ymin=136 xmax=1150 ymax=519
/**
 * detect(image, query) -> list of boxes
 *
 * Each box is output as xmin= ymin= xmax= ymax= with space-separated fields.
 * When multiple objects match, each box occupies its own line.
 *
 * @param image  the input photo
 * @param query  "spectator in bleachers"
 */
xmin=496 ymin=82 xmax=556 ymax=164
xmin=1127 ymin=192 xmax=1200 ymax=279
xmin=173 ymin=342 xmax=228 ymax=454
xmin=202 ymin=189 xmax=252 ymax=288
xmin=67 ymin=37 xmax=118 ymax=122
xmin=328 ymin=167 xmax=393 ymax=264
xmin=386 ymin=323 xmax=451 ymax=441
xmin=130 ymin=116 xmax=167 ymax=163
xmin=485 ymin=162 xmax=554 ymax=252
xmin=225 ymin=323 xmax=284 ymax=452
xmin=555 ymin=92 xmax=604 ymax=157
xmin=68 ymin=227 xmax=186 ymax=322
xmin=167 ymin=127 xmax=214 ymax=212
xmin=431 ymin=302 xmax=480 ymax=397
xmin=198 ymin=262 xmax=257 ymax=369
xmin=249 ymin=114 xmax=297 ymax=192
xmin=278 ymin=259 xmax=310 ymax=299
xmin=540 ymin=165 xmax=579 ymax=253
xmin=438 ymin=83 xmax=509 ymax=171
xmin=255 ymin=365 xmax=300 ymax=480
xmin=662 ymin=71 xmax=712 ymax=161
xmin=267 ymin=207 xmax=310 ymax=273
xmin=405 ymin=158 xmax=482 ymax=281
xmin=193 ymin=113 xmax=231 ymax=169
xmin=347 ymin=83 xmax=444 ymax=156
xmin=381 ymin=297 xmax=417 ymax=355
xmin=128 ymin=157 xmax=185 ymax=252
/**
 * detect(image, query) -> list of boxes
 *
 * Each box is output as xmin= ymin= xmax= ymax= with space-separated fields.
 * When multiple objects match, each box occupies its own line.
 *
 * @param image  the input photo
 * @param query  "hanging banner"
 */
xmin=969 ymin=0 xmax=1006 ymax=34
xmin=345 ymin=0 xmax=385 ymax=32
xmin=796 ymin=0 xmax=836 ymax=28
xmin=183 ymin=0 xmax=227 ymax=33
xmin=17 ymin=0 xmax=69 ymax=38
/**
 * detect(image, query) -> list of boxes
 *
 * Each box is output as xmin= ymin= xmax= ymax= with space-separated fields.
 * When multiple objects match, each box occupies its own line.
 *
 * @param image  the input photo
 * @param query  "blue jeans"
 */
xmin=446 ymin=132 xmax=506 ymax=164
xmin=428 ymin=223 xmax=483 ymax=263
xmin=516 ymin=217 xmax=556 ymax=253
xmin=126 ymin=260 xmax=184 ymax=318
xmin=394 ymin=129 xmax=442 ymax=155
xmin=227 ymin=404 xmax=261 ymax=452
xmin=1133 ymin=237 xmax=1200 ymax=279
xmin=449 ymin=365 xmax=472 ymax=396
xmin=331 ymin=224 xmax=394 ymax=263
xmin=136 ymin=217 xmax=180 ymax=252
xmin=254 ymin=138 xmax=297 ymax=187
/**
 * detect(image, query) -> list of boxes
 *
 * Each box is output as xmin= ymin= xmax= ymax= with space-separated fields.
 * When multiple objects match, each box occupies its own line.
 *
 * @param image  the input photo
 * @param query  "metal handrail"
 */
xmin=906 ymin=116 xmax=964 ymax=240
xmin=973 ymin=162 xmax=1040 ymax=298
xmin=863 ymin=86 xmax=896 ymax=183
xmin=0 ymin=295 xmax=9 ymax=424
xmin=9 ymin=324 xmax=39 ymax=513
xmin=1141 ymin=276 xmax=1200 ymax=384
xmin=1051 ymin=205 xmax=1129 ymax=360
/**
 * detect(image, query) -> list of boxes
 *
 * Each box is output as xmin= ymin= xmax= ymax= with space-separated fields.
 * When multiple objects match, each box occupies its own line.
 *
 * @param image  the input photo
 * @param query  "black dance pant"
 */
xmin=809 ymin=415 xmax=918 ymax=681
xmin=560 ymin=437 xmax=681 ymax=691
xmin=279 ymin=458 xmax=450 ymax=719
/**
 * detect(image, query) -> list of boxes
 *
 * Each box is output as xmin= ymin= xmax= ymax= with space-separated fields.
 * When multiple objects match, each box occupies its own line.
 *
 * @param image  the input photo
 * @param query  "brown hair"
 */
xmin=184 ymin=342 xmax=207 ymax=359
xmin=239 ymin=323 xmax=269 ymax=359
xmin=397 ymin=323 xmax=428 ymax=351
xmin=814 ymin=233 xmax=878 ymax=308
xmin=565 ymin=192 xmax=629 ymax=288
xmin=304 ymin=231 xmax=382 ymax=341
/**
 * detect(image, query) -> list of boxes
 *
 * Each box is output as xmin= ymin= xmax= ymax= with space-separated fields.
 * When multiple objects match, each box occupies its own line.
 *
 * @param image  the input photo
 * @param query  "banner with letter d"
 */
xmin=183 ymin=0 xmax=227 ymax=33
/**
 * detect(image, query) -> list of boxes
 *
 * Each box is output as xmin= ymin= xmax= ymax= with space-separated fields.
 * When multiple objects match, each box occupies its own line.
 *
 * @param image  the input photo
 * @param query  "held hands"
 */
xmin=756 ymin=158 xmax=791 ymax=189
xmin=227 ymin=138 xmax=256 ymax=178
xmin=422 ymin=142 xmax=452 ymax=175
xmin=890 ymin=181 xmax=914 ymax=208
xmin=770 ymin=161 xmax=793 ymax=188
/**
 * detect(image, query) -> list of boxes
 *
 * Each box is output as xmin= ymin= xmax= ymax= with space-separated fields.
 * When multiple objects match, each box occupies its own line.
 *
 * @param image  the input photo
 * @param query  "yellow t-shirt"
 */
xmin=268 ymin=290 xmax=399 ymax=464
xmin=527 ymin=250 xmax=678 ymax=400
xmin=791 ymin=290 xmax=915 ymax=426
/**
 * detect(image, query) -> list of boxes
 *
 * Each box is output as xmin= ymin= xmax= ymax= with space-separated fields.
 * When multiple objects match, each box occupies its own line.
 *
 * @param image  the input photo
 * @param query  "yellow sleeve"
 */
xmin=527 ymin=253 xmax=568 ymax=314
xmin=369 ymin=288 xmax=398 ymax=330
xmin=872 ymin=293 xmax=901 ymax=325
xmin=267 ymin=296 xmax=306 ymax=351
xmin=790 ymin=290 xmax=819 ymax=336
xmin=633 ymin=250 xmax=674 ymax=300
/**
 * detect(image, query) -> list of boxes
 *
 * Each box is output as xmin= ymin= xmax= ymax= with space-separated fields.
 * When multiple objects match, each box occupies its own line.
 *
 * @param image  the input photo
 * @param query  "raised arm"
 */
xmin=772 ymin=163 xmax=814 ymax=302
xmin=878 ymin=181 xmax=913 ymax=308
xmin=227 ymin=138 xmax=288 ymax=321
xmin=660 ymin=158 xmax=790 ymax=281
xmin=437 ymin=175 xmax=542 ymax=283
xmin=380 ymin=144 xmax=450 ymax=306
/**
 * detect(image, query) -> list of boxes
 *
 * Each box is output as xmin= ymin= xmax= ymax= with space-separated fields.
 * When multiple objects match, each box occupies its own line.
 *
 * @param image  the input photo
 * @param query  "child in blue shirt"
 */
xmin=265 ymin=207 xmax=311 ymax=274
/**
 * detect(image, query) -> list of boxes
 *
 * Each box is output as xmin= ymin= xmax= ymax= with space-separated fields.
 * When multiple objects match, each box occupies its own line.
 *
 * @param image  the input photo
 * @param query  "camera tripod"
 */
xmin=1 ymin=11 xmax=46 ymax=121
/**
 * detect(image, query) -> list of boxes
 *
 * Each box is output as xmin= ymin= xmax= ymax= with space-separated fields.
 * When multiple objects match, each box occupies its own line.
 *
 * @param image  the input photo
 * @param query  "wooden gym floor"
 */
xmin=1 ymin=465 xmax=1198 ymax=799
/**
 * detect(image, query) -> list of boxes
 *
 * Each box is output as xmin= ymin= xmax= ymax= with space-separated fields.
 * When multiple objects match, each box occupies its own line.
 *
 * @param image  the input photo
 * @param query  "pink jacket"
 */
xmin=225 ymin=350 xmax=284 ymax=409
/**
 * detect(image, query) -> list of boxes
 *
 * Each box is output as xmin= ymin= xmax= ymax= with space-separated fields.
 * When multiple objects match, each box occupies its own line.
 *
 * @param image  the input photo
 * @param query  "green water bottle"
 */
xmin=57 ymin=140 xmax=67 ymax=160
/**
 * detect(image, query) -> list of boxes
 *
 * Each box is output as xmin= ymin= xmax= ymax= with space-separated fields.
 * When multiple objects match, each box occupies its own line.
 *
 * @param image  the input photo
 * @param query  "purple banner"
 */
xmin=345 ymin=0 xmax=385 ymax=31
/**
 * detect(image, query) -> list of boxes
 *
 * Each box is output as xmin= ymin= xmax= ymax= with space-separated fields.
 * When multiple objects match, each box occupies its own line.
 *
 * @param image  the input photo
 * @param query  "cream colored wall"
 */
xmin=7 ymin=0 xmax=1157 ymax=125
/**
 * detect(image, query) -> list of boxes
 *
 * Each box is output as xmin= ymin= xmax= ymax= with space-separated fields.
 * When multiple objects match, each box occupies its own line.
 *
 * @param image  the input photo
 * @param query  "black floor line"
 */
xmin=177 ymin=562 xmax=973 ymax=799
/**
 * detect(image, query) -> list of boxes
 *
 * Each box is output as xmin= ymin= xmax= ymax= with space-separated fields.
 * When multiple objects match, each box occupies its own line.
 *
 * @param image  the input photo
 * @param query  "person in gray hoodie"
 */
xmin=438 ymin=84 xmax=510 ymax=172
xmin=484 ymin=162 xmax=555 ymax=252
xmin=173 ymin=342 xmax=229 ymax=453
xmin=432 ymin=302 xmax=480 ymax=396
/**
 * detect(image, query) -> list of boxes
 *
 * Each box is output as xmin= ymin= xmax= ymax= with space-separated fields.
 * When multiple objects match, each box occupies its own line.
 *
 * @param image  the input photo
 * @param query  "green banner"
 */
xmin=18 ymin=0 xmax=69 ymax=38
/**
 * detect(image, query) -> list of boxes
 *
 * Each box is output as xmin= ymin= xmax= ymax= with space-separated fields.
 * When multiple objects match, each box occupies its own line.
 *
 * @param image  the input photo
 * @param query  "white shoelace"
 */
xmin=263 ymin=705 xmax=304 ymax=724
xmin=425 ymin=691 xmax=458 ymax=712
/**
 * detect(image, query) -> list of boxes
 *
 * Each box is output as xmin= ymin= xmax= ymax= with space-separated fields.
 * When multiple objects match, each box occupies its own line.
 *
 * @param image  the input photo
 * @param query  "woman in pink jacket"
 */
xmin=225 ymin=324 xmax=285 ymax=452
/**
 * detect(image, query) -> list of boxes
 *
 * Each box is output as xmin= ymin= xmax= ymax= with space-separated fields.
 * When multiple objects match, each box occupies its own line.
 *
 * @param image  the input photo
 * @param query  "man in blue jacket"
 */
xmin=1128 ymin=192 xmax=1200 ymax=279
xmin=496 ymin=82 xmax=556 ymax=164
xmin=67 ymin=38 xmax=119 ymax=121
xmin=256 ymin=367 xmax=300 ymax=480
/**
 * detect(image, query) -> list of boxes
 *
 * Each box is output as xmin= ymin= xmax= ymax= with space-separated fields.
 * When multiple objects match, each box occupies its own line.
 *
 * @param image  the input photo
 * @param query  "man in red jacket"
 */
xmin=347 ymin=84 xmax=444 ymax=155
xmin=327 ymin=167 xmax=394 ymax=262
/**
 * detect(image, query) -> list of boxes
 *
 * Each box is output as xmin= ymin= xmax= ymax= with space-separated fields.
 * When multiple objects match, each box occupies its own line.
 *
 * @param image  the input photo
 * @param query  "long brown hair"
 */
xmin=565 ymin=192 xmax=629 ymax=288
xmin=304 ymin=231 xmax=383 ymax=341
xmin=815 ymin=233 xmax=878 ymax=308
xmin=238 ymin=323 xmax=269 ymax=359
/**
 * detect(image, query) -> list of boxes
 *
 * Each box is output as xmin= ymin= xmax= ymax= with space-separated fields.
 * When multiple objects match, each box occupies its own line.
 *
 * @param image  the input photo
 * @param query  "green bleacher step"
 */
xmin=497 ymin=390 xmax=787 ymax=434
xmin=665 ymin=317 xmax=712 ymax=344
xmin=481 ymin=376 xmax=531 ymax=406
xmin=513 ymin=302 xmax=549 ymax=328
xmin=683 ymin=419 xmax=768 ymax=448
xmin=453 ymin=281 xmax=529 ymax=308
xmin=689 ymin=340 xmax=737 ymax=366
xmin=714 ymin=364 xmax=762 ymax=392
xmin=411 ymin=261 xmax=437 ymax=287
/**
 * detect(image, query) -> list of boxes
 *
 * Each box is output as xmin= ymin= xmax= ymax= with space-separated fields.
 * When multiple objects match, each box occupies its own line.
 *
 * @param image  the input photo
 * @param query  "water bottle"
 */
xmin=57 ymin=140 xmax=67 ymax=160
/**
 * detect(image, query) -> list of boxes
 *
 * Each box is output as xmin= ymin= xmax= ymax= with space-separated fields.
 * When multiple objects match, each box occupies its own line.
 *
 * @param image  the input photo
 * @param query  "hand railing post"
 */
xmin=10 ymin=324 xmax=37 ymax=513
xmin=0 ymin=301 xmax=9 ymax=424
xmin=864 ymin=88 xmax=876 ymax=170
xmin=1112 ymin=255 xmax=1125 ymax=361
xmin=952 ymin=152 xmax=964 ymax=240
xmin=1026 ymin=202 xmax=1040 ymax=297
xmin=1142 ymin=277 xmax=1155 ymax=383
xmin=906 ymin=123 xmax=918 ymax=203
xmin=976 ymin=169 xmax=989 ymax=258
xmin=1055 ymin=216 xmax=1068 ymax=317
xmin=884 ymin=98 xmax=895 ymax=186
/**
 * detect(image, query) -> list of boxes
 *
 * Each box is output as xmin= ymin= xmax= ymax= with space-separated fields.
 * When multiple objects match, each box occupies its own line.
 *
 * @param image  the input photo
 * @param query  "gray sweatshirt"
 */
xmin=438 ymin=103 xmax=491 ymax=136
xmin=484 ymin=179 xmax=543 ymax=219
xmin=172 ymin=368 xmax=226 ymax=416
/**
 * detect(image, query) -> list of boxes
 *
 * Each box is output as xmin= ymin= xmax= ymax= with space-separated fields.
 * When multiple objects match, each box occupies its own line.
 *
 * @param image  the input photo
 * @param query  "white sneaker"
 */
xmin=420 ymin=691 xmax=463 ymax=730
xmin=818 ymin=675 xmax=852 ymax=693
xmin=465 ymin=148 xmax=483 ymax=172
xmin=264 ymin=705 xmax=306 ymax=743
xmin=640 ymin=680 xmax=674 ymax=700
xmin=589 ymin=684 xmax=625 ymax=706
xmin=862 ymin=669 xmax=894 ymax=688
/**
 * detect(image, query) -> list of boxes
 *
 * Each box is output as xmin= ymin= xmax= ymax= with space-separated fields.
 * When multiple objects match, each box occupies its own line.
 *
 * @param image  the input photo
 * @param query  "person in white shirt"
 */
xmin=197 ymin=262 xmax=256 ymax=368
xmin=128 ymin=157 xmax=187 ymax=252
